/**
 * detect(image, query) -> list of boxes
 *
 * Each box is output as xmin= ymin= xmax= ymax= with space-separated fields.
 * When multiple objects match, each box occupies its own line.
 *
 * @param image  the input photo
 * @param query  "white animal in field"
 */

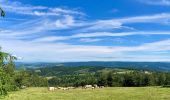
xmin=57 ymin=87 xmax=62 ymax=89
xmin=48 ymin=87 xmax=55 ymax=91
xmin=68 ymin=87 xmax=76 ymax=89
xmin=92 ymin=87 xmax=95 ymax=89
xmin=62 ymin=88 xmax=69 ymax=90
xmin=84 ymin=85 xmax=93 ymax=89
xmin=93 ymin=84 xmax=99 ymax=88
xmin=21 ymin=85 xmax=27 ymax=89
xmin=57 ymin=87 xmax=69 ymax=90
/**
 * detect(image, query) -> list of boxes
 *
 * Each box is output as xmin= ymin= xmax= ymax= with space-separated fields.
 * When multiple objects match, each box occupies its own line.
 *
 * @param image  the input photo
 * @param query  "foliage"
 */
xmin=0 ymin=6 xmax=47 ymax=96
xmin=13 ymin=70 xmax=48 ymax=88
xmin=0 ymin=48 xmax=48 ymax=96
xmin=0 ymin=7 xmax=5 ymax=17
xmin=43 ymin=66 xmax=170 ymax=87
xmin=0 ymin=47 xmax=16 ymax=95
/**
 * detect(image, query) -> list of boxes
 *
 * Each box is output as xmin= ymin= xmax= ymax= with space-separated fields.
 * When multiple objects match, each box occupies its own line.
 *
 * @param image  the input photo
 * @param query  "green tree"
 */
xmin=0 ymin=67 xmax=10 ymax=95
xmin=107 ymin=72 xmax=113 ymax=87
xmin=0 ymin=47 xmax=17 ymax=95
xmin=0 ymin=7 xmax=5 ymax=17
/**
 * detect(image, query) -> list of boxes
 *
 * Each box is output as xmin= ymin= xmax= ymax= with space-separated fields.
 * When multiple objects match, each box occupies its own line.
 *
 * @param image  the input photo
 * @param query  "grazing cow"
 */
xmin=92 ymin=87 xmax=95 ymax=89
xmin=48 ymin=87 xmax=55 ymax=91
xmin=93 ymin=84 xmax=99 ymax=88
xmin=21 ymin=85 xmax=27 ymax=89
xmin=62 ymin=88 xmax=69 ymax=90
xmin=57 ymin=87 xmax=62 ymax=89
xmin=84 ymin=85 xmax=93 ymax=89
xmin=68 ymin=87 xmax=76 ymax=89
xmin=57 ymin=87 xmax=69 ymax=90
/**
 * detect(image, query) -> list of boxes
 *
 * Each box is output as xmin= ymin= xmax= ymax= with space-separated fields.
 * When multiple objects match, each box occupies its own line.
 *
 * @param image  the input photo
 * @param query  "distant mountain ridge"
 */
xmin=15 ymin=61 xmax=170 ymax=72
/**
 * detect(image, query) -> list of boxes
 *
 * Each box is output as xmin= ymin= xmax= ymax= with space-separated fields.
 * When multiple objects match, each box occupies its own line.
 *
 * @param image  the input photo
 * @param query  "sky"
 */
xmin=1 ymin=0 xmax=170 ymax=62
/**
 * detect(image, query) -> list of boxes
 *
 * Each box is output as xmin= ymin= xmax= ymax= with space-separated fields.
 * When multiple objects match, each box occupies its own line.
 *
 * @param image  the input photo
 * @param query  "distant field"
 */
xmin=3 ymin=87 xmax=170 ymax=100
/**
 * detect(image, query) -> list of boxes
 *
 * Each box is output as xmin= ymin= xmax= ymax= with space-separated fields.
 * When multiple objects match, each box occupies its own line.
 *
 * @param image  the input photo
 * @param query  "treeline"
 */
xmin=0 ymin=48 xmax=47 ymax=96
xmin=38 ymin=66 xmax=106 ymax=76
xmin=48 ymin=71 xmax=170 ymax=87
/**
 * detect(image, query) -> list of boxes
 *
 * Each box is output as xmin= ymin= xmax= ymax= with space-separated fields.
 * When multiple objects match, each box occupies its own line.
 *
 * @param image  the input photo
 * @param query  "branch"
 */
xmin=0 ymin=7 xmax=5 ymax=17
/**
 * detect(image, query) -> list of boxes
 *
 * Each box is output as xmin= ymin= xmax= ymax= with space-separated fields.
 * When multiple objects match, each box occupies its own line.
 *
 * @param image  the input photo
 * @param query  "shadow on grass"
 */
xmin=161 ymin=85 xmax=170 ymax=88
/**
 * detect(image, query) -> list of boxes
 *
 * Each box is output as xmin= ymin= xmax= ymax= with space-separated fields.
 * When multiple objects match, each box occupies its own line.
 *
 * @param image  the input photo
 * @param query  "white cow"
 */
xmin=62 ymin=88 xmax=69 ymax=90
xmin=68 ymin=87 xmax=76 ymax=89
xmin=21 ymin=85 xmax=27 ymax=89
xmin=93 ymin=84 xmax=99 ymax=88
xmin=48 ymin=87 xmax=55 ymax=91
xmin=84 ymin=85 xmax=94 ymax=89
xmin=57 ymin=87 xmax=69 ymax=90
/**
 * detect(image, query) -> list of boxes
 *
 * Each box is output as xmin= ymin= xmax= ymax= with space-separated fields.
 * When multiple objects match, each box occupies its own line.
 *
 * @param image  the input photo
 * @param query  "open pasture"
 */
xmin=3 ymin=87 xmax=170 ymax=100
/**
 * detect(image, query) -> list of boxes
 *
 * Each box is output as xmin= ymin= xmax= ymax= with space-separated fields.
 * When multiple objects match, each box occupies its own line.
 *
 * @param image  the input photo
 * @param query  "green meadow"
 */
xmin=3 ymin=87 xmax=170 ymax=100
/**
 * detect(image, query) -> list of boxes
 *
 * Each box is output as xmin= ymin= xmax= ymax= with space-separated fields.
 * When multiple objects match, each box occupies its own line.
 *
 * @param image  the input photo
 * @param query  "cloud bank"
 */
xmin=1 ymin=0 xmax=170 ymax=62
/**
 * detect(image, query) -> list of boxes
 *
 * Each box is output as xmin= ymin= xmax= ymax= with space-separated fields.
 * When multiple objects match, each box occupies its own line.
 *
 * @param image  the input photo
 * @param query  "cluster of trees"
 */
xmin=48 ymin=74 xmax=97 ymax=87
xmin=97 ymin=71 xmax=170 ymax=87
xmin=38 ymin=66 xmax=105 ymax=76
xmin=0 ymin=48 xmax=47 ymax=96
xmin=48 ymin=70 xmax=170 ymax=87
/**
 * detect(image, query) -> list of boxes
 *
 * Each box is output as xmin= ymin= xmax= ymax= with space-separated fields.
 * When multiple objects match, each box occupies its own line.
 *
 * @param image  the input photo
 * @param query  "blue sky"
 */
xmin=1 ymin=0 xmax=170 ymax=62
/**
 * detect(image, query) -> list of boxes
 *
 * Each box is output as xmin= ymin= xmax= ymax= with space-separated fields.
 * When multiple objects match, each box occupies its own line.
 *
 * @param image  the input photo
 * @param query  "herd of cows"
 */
xmin=48 ymin=85 xmax=105 ymax=91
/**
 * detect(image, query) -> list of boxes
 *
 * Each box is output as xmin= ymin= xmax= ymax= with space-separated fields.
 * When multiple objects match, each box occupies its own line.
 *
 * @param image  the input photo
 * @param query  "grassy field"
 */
xmin=2 ymin=87 xmax=170 ymax=100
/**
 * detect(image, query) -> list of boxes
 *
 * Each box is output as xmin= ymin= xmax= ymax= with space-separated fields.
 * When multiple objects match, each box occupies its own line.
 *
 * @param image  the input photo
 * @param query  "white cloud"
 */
xmin=84 ymin=21 xmax=123 ymax=31
xmin=138 ymin=0 xmax=170 ymax=6
xmin=0 ymin=0 xmax=83 ymax=16
xmin=1 ymin=11 xmax=170 ymax=38
xmin=104 ymin=13 xmax=170 ymax=25
xmin=0 ymin=15 xmax=82 ymax=37
xmin=1 ymin=38 xmax=170 ymax=62
xmin=31 ymin=31 xmax=170 ymax=42
xmin=79 ymin=38 xmax=103 ymax=42
xmin=78 ymin=13 xmax=170 ymax=32
xmin=31 ymin=32 xmax=132 ymax=42
xmin=55 ymin=15 xmax=75 ymax=28
xmin=32 ymin=36 xmax=68 ymax=42
xmin=0 ymin=39 xmax=116 ymax=62
xmin=1 ymin=1 xmax=170 ymax=62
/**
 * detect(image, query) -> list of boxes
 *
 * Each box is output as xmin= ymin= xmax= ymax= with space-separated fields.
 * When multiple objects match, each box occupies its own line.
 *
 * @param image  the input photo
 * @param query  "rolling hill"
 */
xmin=16 ymin=61 xmax=170 ymax=72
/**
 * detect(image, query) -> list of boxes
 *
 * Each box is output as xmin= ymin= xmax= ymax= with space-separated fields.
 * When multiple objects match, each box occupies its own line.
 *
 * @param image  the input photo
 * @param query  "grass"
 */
xmin=3 ymin=87 xmax=170 ymax=100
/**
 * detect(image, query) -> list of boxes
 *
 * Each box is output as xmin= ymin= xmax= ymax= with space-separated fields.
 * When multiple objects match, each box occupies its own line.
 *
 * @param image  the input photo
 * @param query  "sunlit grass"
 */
xmin=3 ymin=87 xmax=170 ymax=100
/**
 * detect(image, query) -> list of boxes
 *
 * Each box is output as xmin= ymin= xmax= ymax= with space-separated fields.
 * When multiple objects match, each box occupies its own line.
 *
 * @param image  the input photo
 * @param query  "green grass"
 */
xmin=3 ymin=87 xmax=170 ymax=100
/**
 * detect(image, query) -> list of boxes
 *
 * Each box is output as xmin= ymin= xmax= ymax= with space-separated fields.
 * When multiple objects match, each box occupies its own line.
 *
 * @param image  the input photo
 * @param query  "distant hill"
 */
xmin=15 ymin=61 xmax=170 ymax=72
xmin=37 ymin=66 xmax=111 ymax=76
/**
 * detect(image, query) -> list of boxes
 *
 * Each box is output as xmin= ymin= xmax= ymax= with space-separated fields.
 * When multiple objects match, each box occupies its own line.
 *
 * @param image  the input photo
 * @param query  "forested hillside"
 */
xmin=16 ymin=61 xmax=170 ymax=71
xmin=37 ymin=66 xmax=110 ymax=76
xmin=34 ymin=66 xmax=170 ymax=87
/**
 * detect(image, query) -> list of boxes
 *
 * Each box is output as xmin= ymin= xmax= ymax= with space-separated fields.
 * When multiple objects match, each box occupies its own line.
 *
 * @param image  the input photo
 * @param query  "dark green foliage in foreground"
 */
xmin=0 ymin=48 xmax=17 ymax=95
xmin=0 ymin=8 xmax=46 ymax=96
xmin=0 ymin=48 xmax=47 ymax=96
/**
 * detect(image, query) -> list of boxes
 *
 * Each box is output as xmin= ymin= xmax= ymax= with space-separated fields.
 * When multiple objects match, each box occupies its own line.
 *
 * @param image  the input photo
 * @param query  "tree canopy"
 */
xmin=0 ymin=7 xmax=5 ymax=17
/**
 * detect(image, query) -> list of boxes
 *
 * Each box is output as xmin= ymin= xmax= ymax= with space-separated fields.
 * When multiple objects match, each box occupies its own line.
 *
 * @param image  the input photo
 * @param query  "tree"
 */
xmin=0 ymin=47 xmax=17 ymax=95
xmin=0 ymin=7 xmax=5 ymax=17
xmin=0 ymin=67 xmax=9 ymax=95
xmin=107 ymin=72 xmax=113 ymax=87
